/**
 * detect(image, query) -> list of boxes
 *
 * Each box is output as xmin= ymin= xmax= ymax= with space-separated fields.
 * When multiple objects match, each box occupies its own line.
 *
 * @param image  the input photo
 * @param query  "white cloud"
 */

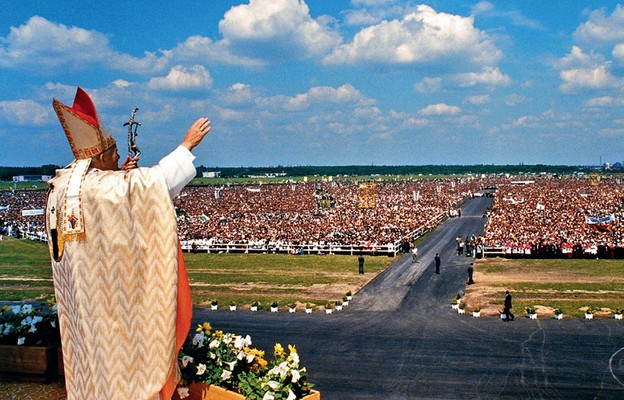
xmin=613 ymin=43 xmax=624 ymax=63
xmin=0 ymin=16 xmax=160 ymax=73
xmin=504 ymin=94 xmax=529 ymax=106
xmin=471 ymin=1 xmax=543 ymax=30
xmin=418 ymin=103 xmax=461 ymax=116
xmin=284 ymin=84 xmax=371 ymax=111
xmin=414 ymin=77 xmax=442 ymax=93
xmin=574 ymin=5 xmax=624 ymax=43
xmin=471 ymin=1 xmax=494 ymax=15
xmin=323 ymin=4 xmax=502 ymax=69
xmin=556 ymin=46 xmax=621 ymax=92
xmin=148 ymin=65 xmax=213 ymax=91
xmin=0 ymin=99 xmax=51 ymax=125
xmin=584 ymin=96 xmax=624 ymax=107
xmin=454 ymin=66 xmax=511 ymax=87
xmin=466 ymin=95 xmax=490 ymax=105
xmin=555 ymin=46 xmax=602 ymax=69
xmin=559 ymin=64 xmax=617 ymax=92
xmin=162 ymin=35 xmax=265 ymax=68
xmin=218 ymin=0 xmax=342 ymax=59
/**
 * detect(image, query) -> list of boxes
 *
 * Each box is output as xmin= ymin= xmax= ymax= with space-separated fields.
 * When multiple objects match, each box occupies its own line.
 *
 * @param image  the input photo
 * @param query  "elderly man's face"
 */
xmin=100 ymin=145 xmax=120 ymax=171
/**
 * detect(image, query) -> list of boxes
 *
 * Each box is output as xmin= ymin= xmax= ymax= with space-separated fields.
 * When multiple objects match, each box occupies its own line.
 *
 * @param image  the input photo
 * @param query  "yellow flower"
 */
xmin=196 ymin=321 xmax=212 ymax=333
xmin=274 ymin=343 xmax=286 ymax=358
xmin=288 ymin=344 xmax=297 ymax=354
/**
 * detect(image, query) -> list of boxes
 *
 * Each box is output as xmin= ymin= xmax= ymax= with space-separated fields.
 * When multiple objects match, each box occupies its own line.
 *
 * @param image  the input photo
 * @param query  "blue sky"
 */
xmin=2 ymin=1 xmax=624 ymax=168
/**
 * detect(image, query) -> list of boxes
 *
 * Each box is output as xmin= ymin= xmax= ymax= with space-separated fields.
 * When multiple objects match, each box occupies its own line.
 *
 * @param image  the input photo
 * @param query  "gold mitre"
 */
xmin=53 ymin=87 xmax=115 ymax=160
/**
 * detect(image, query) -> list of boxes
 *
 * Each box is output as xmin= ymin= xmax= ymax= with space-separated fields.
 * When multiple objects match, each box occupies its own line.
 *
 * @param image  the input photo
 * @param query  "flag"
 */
xmin=585 ymin=214 xmax=615 ymax=232
xmin=200 ymin=214 xmax=208 ymax=222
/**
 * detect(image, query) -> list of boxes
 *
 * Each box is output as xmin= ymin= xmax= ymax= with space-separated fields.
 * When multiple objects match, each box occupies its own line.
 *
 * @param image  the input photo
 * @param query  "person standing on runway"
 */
xmin=435 ymin=253 xmax=441 ymax=274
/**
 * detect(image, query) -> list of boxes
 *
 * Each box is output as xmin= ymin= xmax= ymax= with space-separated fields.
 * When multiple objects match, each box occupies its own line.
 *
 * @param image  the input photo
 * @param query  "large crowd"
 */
xmin=174 ymin=179 xmax=480 ymax=251
xmin=484 ymin=175 xmax=624 ymax=258
xmin=3 ymin=174 xmax=624 ymax=258
xmin=0 ymin=190 xmax=46 ymax=240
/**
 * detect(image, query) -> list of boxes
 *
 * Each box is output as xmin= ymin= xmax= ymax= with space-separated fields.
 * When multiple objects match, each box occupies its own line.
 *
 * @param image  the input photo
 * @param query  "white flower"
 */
xmin=287 ymin=389 xmax=297 ymax=400
xmin=10 ymin=305 xmax=21 ymax=314
xmin=181 ymin=355 xmax=194 ymax=367
xmin=209 ymin=339 xmax=220 ymax=349
xmin=196 ymin=363 xmax=206 ymax=375
xmin=278 ymin=361 xmax=290 ymax=378
xmin=28 ymin=324 xmax=37 ymax=333
xmin=246 ymin=353 xmax=255 ymax=363
xmin=291 ymin=369 xmax=301 ymax=383
xmin=262 ymin=392 xmax=275 ymax=400
xmin=222 ymin=333 xmax=233 ymax=345
xmin=177 ymin=387 xmax=190 ymax=399
xmin=192 ymin=332 xmax=206 ymax=347
xmin=289 ymin=352 xmax=300 ymax=368
xmin=51 ymin=320 xmax=56 ymax=328
xmin=17 ymin=337 xmax=25 ymax=345
xmin=234 ymin=334 xmax=252 ymax=349
xmin=221 ymin=370 xmax=232 ymax=381
xmin=3 ymin=324 xmax=13 ymax=335
xmin=20 ymin=304 xmax=33 ymax=314
xmin=237 ymin=351 xmax=245 ymax=361
xmin=267 ymin=380 xmax=280 ymax=390
xmin=210 ymin=352 xmax=216 ymax=359
xmin=226 ymin=360 xmax=237 ymax=371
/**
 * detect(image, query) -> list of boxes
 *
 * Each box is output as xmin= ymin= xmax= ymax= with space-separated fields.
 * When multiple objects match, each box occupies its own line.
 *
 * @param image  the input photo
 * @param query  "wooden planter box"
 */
xmin=174 ymin=382 xmax=320 ymax=400
xmin=0 ymin=345 xmax=59 ymax=383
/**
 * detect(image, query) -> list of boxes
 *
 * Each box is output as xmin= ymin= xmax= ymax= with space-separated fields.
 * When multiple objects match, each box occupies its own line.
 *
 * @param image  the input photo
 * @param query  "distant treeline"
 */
xmin=0 ymin=165 xmax=60 ymax=181
xmin=0 ymin=163 xmax=608 ymax=182
xmin=197 ymin=164 xmax=599 ymax=178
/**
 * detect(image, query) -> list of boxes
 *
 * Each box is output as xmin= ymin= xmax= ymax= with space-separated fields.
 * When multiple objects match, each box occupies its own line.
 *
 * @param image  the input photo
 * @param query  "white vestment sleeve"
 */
xmin=158 ymin=146 xmax=197 ymax=199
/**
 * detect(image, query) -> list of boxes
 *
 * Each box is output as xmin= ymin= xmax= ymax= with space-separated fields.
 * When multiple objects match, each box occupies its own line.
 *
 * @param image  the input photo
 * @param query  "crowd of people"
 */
xmin=4 ymin=173 xmax=624 ymax=259
xmin=484 ymin=175 xmax=624 ymax=258
xmin=0 ymin=190 xmax=46 ymax=240
xmin=174 ymin=179 xmax=480 ymax=252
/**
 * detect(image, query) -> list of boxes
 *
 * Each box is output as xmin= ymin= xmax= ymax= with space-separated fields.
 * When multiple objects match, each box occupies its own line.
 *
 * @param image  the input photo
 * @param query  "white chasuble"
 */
xmin=47 ymin=165 xmax=179 ymax=400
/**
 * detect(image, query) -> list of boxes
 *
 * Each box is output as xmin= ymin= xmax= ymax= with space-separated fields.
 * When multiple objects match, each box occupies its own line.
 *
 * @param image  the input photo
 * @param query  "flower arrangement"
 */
xmin=525 ymin=306 xmax=537 ymax=315
xmin=177 ymin=322 xmax=314 ymax=400
xmin=0 ymin=300 xmax=60 ymax=347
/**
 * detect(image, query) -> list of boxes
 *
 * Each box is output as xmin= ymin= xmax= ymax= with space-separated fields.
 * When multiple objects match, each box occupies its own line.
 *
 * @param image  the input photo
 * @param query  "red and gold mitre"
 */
xmin=53 ymin=87 xmax=116 ymax=160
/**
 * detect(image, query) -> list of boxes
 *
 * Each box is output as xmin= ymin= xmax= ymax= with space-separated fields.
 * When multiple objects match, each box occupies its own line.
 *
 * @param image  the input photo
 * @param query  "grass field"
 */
xmin=2 ymin=238 xmax=623 ymax=316
xmin=465 ymin=258 xmax=624 ymax=318
xmin=0 ymin=238 xmax=393 ymax=310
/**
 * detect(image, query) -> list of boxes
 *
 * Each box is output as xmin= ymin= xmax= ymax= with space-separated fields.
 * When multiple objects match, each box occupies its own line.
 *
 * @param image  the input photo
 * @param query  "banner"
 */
xmin=22 ymin=209 xmax=44 ymax=216
xmin=585 ymin=214 xmax=615 ymax=232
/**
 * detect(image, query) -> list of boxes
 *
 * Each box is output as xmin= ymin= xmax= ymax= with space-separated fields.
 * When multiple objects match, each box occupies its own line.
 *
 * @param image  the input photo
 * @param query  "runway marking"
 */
xmin=609 ymin=347 xmax=624 ymax=387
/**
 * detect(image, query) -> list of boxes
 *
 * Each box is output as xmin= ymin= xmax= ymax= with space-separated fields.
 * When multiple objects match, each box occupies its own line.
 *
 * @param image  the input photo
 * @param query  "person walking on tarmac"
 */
xmin=435 ymin=253 xmax=441 ymax=274
xmin=503 ymin=291 xmax=515 ymax=321
xmin=412 ymin=246 xmax=419 ymax=263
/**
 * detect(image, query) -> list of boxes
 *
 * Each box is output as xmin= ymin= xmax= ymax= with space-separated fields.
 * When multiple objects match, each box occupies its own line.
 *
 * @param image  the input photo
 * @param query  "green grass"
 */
xmin=469 ymin=258 xmax=624 ymax=317
xmin=0 ymin=238 xmax=393 ymax=307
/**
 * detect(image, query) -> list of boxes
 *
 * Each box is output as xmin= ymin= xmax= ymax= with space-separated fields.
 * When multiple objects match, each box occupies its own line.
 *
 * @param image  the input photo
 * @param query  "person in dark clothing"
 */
xmin=467 ymin=263 xmax=474 ymax=284
xmin=434 ymin=253 xmax=441 ymax=274
xmin=503 ymin=291 xmax=515 ymax=321
xmin=358 ymin=255 xmax=365 ymax=274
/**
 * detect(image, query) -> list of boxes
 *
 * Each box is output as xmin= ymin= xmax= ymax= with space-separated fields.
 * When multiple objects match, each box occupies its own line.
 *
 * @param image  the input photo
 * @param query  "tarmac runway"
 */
xmin=200 ymin=197 xmax=624 ymax=400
